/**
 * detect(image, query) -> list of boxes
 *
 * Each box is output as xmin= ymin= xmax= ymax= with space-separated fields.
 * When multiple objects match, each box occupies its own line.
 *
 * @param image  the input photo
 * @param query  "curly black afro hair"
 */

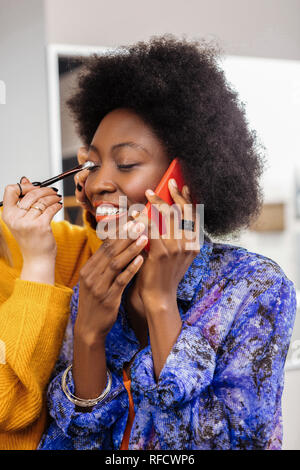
xmin=67 ymin=34 xmax=265 ymax=238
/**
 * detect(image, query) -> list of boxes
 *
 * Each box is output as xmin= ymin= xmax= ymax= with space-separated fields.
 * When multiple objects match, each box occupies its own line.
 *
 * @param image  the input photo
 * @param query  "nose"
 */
xmin=87 ymin=165 xmax=118 ymax=195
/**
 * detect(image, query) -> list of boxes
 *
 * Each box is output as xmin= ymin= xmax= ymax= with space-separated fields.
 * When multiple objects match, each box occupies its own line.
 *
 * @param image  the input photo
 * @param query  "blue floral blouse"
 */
xmin=39 ymin=235 xmax=297 ymax=450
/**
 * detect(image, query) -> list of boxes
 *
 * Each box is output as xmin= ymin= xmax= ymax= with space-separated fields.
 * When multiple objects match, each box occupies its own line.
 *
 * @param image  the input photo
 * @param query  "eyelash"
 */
xmin=118 ymin=164 xmax=136 ymax=171
xmin=88 ymin=163 xmax=137 ymax=172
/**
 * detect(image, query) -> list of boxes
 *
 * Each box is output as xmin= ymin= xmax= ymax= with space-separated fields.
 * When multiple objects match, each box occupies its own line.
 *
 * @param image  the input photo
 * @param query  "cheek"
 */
xmin=125 ymin=181 xmax=148 ymax=205
xmin=83 ymin=175 xmax=96 ymax=199
xmin=126 ymin=171 xmax=165 ymax=206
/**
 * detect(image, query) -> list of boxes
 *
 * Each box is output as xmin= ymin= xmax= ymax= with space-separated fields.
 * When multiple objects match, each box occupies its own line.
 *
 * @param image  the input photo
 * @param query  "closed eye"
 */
xmin=87 ymin=163 xmax=138 ymax=171
xmin=118 ymin=164 xmax=137 ymax=171
xmin=88 ymin=164 xmax=100 ymax=171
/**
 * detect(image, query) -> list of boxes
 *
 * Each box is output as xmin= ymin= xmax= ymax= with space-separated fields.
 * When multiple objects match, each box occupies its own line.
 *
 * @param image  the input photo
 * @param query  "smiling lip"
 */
xmin=93 ymin=201 xmax=124 ymax=209
xmin=95 ymin=201 xmax=128 ymax=223
xmin=95 ymin=210 xmax=128 ymax=223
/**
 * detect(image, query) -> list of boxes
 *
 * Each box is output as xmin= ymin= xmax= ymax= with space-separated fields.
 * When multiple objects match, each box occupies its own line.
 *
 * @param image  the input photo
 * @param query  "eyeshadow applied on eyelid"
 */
xmin=87 ymin=161 xmax=138 ymax=171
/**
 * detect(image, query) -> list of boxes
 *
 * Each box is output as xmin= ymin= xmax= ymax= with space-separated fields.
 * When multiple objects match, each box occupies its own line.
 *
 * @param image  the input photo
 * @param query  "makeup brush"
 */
xmin=0 ymin=161 xmax=96 ymax=207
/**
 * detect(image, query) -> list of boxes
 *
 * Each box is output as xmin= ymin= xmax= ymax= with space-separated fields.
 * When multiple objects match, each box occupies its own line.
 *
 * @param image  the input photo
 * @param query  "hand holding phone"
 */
xmin=143 ymin=158 xmax=186 ymax=252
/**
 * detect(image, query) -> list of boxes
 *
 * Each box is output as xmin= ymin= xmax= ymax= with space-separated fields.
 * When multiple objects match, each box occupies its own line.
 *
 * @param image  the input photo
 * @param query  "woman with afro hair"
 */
xmin=38 ymin=35 xmax=296 ymax=450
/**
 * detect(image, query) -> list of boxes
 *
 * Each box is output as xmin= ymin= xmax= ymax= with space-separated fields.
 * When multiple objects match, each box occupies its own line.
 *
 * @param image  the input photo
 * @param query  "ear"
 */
xmin=77 ymin=146 xmax=89 ymax=165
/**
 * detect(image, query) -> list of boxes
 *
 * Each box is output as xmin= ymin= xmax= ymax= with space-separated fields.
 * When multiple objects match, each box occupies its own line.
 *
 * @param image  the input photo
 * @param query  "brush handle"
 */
xmin=0 ymin=161 xmax=95 ymax=207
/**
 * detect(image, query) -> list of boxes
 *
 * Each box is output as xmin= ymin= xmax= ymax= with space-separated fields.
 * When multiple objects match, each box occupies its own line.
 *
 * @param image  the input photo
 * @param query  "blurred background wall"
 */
xmin=1 ymin=0 xmax=300 ymax=190
xmin=0 ymin=0 xmax=300 ymax=449
xmin=44 ymin=0 xmax=300 ymax=60
xmin=0 ymin=0 xmax=50 ymax=187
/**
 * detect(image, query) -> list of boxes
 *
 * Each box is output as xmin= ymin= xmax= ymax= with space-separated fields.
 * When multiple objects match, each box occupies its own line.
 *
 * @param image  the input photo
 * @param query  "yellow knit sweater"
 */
xmin=0 ymin=208 xmax=102 ymax=450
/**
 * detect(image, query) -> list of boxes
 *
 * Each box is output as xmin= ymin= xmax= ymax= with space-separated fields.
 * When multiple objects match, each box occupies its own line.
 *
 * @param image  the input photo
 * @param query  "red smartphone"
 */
xmin=143 ymin=158 xmax=186 ymax=252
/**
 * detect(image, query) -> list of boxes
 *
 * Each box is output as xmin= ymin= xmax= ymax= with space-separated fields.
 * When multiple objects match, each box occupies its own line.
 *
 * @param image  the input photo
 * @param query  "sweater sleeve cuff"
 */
xmin=131 ymin=322 xmax=216 ymax=409
xmin=0 ymin=279 xmax=73 ymax=342
xmin=14 ymin=278 xmax=73 ymax=307
xmin=47 ymin=369 xmax=128 ymax=438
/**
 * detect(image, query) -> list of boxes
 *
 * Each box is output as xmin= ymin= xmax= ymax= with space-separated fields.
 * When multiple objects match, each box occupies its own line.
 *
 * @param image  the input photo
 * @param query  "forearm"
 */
xmin=20 ymin=258 xmax=56 ymax=285
xmin=144 ymin=296 xmax=182 ymax=381
xmin=73 ymin=330 xmax=108 ymax=400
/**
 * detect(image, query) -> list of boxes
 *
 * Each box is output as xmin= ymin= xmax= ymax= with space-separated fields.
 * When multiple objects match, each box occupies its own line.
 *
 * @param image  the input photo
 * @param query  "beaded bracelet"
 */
xmin=61 ymin=364 xmax=112 ymax=408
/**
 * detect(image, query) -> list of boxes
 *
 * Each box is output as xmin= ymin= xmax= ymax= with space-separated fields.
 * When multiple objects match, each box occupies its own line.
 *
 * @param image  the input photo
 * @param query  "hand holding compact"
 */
xmin=131 ymin=181 xmax=199 ymax=307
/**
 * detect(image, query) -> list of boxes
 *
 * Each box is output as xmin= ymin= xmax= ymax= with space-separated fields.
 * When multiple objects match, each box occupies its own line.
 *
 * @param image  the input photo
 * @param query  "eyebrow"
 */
xmin=88 ymin=142 xmax=150 ymax=156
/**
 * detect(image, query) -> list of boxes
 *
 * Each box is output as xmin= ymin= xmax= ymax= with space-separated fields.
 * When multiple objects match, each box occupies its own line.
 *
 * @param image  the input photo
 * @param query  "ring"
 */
xmin=181 ymin=219 xmax=195 ymax=231
xmin=37 ymin=201 xmax=46 ymax=210
xmin=30 ymin=204 xmax=44 ymax=213
xmin=16 ymin=200 xmax=28 ymax=211
xmin=17 ymin=183 xmax=23 ymax=198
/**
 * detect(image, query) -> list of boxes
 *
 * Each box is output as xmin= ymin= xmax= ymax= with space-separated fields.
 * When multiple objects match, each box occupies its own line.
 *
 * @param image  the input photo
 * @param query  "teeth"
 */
xmin=96 ymin=206 xmax=127 ymax=216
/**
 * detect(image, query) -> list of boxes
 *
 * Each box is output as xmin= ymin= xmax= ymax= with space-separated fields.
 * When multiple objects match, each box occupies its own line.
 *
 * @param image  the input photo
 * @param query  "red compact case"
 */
xmin=143 ymin=158 xmax=186 ymax=252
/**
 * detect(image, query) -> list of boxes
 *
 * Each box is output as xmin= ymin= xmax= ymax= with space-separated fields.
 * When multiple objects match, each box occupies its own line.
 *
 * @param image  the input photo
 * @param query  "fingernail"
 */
xmin=123 ymin=220 xmax=134 ymax=231
xmin=58 ymin=201 xmax=63 ymax=205
xmin=134 ymin=255 xmax=143 ymax=265
xmin=136 ymin=234 xmax=148 ymax=246
xmin=170 ymin=178 xmax=177 ymax=187
xmin=19 ymin=176 xmax=28 ymax=183
xmin=76 ymin=183 xmax=83 ymax=192
xmin=146 ymin=189 xmax=155 ymax=196
xmin=32 ymin=181 xmax=41 ymax=186
xmin=56 ymin=194 xmax=62 ymax=197
xmin=134 ymin=222 xmax=145 ymax=233
xmin=51 ymin=187 xmax=59 ymax=192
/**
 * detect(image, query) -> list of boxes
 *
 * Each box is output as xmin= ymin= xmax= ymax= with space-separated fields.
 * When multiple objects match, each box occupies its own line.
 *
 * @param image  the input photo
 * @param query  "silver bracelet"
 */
xmin=61 ymin=364 xmax=112 ymax=408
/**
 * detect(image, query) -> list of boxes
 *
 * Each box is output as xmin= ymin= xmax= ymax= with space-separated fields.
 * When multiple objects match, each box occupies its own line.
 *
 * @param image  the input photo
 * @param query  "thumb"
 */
xmin=19 ymin=176 xmax=30 ymax=184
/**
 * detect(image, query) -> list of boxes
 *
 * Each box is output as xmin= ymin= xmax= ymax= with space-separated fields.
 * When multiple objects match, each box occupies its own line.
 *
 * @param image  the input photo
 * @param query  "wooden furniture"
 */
xmin=249 ymin=202 xmax=285 ymax=232
xmin=63 ymin=196 xmax=83 ymax=226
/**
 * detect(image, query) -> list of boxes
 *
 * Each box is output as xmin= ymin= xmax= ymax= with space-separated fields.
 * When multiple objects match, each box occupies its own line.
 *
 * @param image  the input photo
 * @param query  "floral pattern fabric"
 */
xmin=38 ymin=235 xmax=297 ymax=450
